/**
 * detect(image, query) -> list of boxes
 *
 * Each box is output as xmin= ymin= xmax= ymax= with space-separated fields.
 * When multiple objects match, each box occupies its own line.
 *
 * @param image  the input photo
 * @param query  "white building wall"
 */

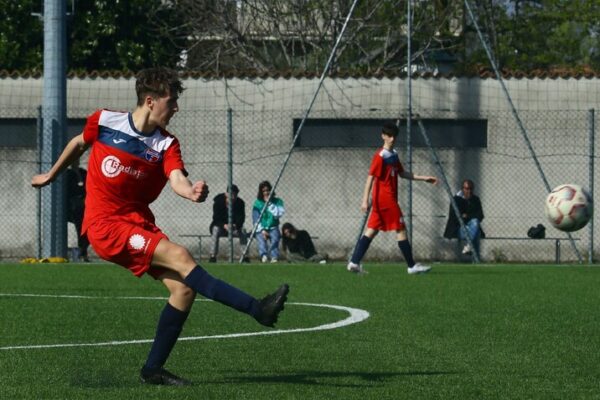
xmin=1 ymin=76 xmax=598 ymax=262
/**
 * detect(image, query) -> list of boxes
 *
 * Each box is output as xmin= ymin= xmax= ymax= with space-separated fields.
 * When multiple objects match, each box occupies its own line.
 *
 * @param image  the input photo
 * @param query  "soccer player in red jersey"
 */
xmin=32 ymin=67 xmax=289 ymax=386
xmin=347 ymin=121 xmax=438 ymax=275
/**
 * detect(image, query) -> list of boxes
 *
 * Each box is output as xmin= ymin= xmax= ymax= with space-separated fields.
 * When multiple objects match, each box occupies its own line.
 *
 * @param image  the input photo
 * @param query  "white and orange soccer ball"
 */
xmin=544 ymin=184 xmax=593 ymax=232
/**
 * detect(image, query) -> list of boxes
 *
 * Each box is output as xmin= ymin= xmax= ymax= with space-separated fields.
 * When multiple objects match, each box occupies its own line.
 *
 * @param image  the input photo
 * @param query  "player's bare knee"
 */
xmin=168 ymin=281 xmax=196 ymax=310
xmin=172 ymin=283 xmax=195 ymax=302
xmin=169 ymin=244 xmax=194 ymax=265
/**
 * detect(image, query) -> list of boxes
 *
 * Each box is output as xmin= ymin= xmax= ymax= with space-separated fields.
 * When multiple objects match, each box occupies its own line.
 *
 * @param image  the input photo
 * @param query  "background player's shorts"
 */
xmin=86 ymin=217 xmax=169 ymax=279
xmin=367 ymin=204 xmax=405 ymax=231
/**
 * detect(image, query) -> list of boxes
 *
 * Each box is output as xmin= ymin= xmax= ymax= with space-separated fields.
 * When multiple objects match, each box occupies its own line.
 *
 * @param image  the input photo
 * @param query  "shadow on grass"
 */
xmin=209 ymin=370 xmax=456 ymax=388
xmin=69 ymin=369 xmax=456 ymax=389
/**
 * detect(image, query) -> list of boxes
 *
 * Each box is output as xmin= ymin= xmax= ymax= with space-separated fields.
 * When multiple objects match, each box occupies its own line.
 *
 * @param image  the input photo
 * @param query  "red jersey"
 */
xmin=369 ymin=147 xmax=404 ymax=208
xmin=367 ymin=147 xmax=405 ymax=231
xmin=81 ymin=109 xmax=186 ymax=233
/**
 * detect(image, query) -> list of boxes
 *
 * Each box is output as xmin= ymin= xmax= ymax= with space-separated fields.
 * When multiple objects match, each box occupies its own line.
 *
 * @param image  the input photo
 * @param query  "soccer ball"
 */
xmin=544 ymin=184 xmax=593 ymax=232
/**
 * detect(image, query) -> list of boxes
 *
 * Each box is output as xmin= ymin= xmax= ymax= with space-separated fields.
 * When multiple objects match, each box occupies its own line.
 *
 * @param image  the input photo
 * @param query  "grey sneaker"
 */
xmin=347 ymin=262 xmax=363 ymax=273
xmin=462 ymin=244 xmax=473 ymax=255
xmin=407 ymin=263 xmax=431 ymax=275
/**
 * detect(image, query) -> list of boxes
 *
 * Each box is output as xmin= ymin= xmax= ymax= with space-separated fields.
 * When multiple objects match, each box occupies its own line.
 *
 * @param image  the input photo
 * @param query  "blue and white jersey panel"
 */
xmin=97 ymin=111 xmax=175 ymax=162
xmin=378 ymin=148 xmax=399 ymax=164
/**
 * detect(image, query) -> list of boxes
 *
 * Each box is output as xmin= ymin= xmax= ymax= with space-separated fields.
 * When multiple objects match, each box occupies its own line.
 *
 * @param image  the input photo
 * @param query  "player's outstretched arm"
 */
xmin=31 ymin=133 xmax=88 ymax=188
xmin=399 ymin=171 xmax=438 ymax=185
xmin=168 ymin=169 xmax=209 ymax=203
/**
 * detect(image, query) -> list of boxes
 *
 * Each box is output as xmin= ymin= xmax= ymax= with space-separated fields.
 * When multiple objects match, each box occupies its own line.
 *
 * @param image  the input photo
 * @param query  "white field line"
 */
xmin=0 ymin=293 xmax=370 ymax=351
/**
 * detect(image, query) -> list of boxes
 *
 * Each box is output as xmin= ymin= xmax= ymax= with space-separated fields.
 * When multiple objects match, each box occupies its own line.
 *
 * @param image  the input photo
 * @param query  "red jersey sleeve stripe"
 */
xmin=83 ymin=109 xmax=102 ymax=144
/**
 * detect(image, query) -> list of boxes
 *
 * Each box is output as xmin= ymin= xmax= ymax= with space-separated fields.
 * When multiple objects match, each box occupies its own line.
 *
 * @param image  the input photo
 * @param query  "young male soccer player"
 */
xmin=31 ymin=67 xmax=289 ymax=386
xmin=347 ymin=121 xmax=438 ymax=274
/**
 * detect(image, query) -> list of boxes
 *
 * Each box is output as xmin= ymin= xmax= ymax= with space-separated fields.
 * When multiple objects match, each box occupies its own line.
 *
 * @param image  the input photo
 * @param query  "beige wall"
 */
xmin=1 ymin=76 xmax=598 ymax=262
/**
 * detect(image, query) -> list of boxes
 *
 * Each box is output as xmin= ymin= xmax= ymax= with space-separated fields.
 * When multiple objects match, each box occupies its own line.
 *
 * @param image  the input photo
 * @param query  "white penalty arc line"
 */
xmin=0 ymin=293 xmax=370 ymax=351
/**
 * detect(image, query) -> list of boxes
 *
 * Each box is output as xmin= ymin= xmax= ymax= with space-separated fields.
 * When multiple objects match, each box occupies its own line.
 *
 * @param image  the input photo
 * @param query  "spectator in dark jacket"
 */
xmin=443 ymin=179 xmax=484 ymax=255
xmin=281 ymin=222 xmax=327 ymax=263
xmin=65 ymin=160 xmax=90 ymax=262
xmin=209 ymin=185 xmax=248 ymax=262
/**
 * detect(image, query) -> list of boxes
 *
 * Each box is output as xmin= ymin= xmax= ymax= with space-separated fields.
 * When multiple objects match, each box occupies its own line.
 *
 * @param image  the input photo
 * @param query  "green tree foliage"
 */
xmin=69 ymin=0 xmax=184 ymax=71
xmin=0 ymin=0 xmax=598 ymax=73
xmin=0 ymin=0 xmax=43 ymax=70
xmin=467 ymin=0 xmax=600 ymax=71
xmin=0 ymin=0 xmax=182 ymax=72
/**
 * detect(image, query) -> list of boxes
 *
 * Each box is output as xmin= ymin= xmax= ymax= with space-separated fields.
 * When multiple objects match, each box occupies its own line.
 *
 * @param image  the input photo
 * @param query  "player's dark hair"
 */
xmin=135 ymin=67 xmax=185 ymax=106
xmin=257 ymin=180 xmax=275 ymax=199
xmin=227 ymin=184 xmax=240 ymax=194
xmin=281 ymin=222 xmax=296 ymax=235
xmin=462 ymin=179 xmax=475 ymax=190
xmin=382 ymin=121 xmax=399 ymax=137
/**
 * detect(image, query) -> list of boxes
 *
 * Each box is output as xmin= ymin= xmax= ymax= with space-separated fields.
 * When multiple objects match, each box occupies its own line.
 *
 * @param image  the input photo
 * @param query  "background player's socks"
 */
xmin=143 ymin=303 xmax=189 ymax=372
xmin=397 ymin=240 xmax=416 ymax=268
xmin=351 ymin=235 xmax=372 ymax=264
xmin=184 ymin=265 xmax=259 ymax=316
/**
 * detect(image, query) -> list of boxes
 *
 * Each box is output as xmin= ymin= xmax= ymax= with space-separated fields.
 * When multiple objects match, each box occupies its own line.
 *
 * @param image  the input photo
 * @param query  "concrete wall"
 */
xmin=1 ymin=76 xmax=598 ymax=262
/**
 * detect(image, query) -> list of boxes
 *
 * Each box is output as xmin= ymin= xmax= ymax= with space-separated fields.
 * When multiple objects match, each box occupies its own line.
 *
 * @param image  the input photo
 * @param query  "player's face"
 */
xmin=261 ymin=186 xmax=271 ymax=200
xmin=462 ymin=183 xmax=473 ymax=199
xmin=225 ymin=192 xmax=237 ymax=202
xmin=382 ymin=133 xmax=396 ymax=149
xmin=283 ymin=228 xmax=296 ymax=239
xmin=150 ymin=92 xmax=179 ymax=128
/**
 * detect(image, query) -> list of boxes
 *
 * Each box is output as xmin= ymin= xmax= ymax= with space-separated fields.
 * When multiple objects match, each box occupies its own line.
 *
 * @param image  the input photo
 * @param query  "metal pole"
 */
xmin=406 ymin=0 xmax=413 ymax=242
xmin=464 ymin=0 xmax=582 ymax=263
xmin=42 ymin=0 xmax=68 ymax=258
xmin=227 ymin=108 xmax=234 ymax=263
xmin=240 ymin=0 xmax=360 ymax=262
xmin=416 ymin=118 xmax=480 ymax=263
xmin=589 ymin=109 xmax=595 ymax=264
xmin=36 ymin=105 xmax=43 ymax=259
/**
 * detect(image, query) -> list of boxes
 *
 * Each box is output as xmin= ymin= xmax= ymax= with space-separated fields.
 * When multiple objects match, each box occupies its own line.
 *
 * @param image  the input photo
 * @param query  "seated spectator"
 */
xmin=443 ymin=179 xmax=485 ymax=255
xmin=65 ymin=160 xmax=90 ymax=262
xmin=252 ymin=181 xmax=285 ymax=263
xmin=209 ymin=185 xmax=249 ymax=262
xmin=281 ymin=222 xmax=328 ymax=264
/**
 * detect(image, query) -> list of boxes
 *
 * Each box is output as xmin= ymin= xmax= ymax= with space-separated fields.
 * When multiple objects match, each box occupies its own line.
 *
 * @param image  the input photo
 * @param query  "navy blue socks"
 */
xmin=143 ymin=303 xmax=189 ymax=372
xmin=183 ymin=265 xmax=259 ymax=316
xmin=351 ymin=235 xmax=372 ymax=264
xmin=144 ymin=266 xmax=261 ymax=372
xmin=397 ymin=239 xmax=416 ymax=268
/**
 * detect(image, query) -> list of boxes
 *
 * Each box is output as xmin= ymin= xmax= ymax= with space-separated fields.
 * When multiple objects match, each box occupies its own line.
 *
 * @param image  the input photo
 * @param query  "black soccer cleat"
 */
xmin=140 ymin=367 xmax=192 ymax=386
xmin=254 ymin=284 xmax=289 ymax=328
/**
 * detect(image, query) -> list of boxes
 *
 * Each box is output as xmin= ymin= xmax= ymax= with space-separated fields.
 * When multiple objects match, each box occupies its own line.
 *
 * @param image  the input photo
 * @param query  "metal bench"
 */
xmin=180 ymin=233 xmax=319 ymax=260
xmin=179 ymin=234 xmax=212 ymax=259
xmin=479 ymin=236 xmax=581 ymax=264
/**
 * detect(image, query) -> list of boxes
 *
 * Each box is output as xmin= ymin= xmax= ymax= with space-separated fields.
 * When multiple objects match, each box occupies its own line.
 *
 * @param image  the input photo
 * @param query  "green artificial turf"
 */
xmin=1 ymin=262 xmax=600 ymax=399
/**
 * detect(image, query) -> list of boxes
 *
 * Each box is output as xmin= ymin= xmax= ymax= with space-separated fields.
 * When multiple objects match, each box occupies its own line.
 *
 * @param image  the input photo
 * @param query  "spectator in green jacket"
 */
xmin=252 ymin=181 xmax=285 ymax=263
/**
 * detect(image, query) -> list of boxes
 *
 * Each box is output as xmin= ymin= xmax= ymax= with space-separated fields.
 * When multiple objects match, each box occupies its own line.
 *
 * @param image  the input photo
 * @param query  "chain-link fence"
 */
xmin=0 ymin=84 xmax=597 ymax=264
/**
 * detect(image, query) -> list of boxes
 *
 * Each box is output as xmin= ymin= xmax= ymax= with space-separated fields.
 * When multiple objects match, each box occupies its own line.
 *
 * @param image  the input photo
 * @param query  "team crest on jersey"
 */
xmin=144 ymin=148 xmax=161 ymax=163
xmin=101 ymin=155 xmax=122 ymax=178
xmin=128 ymin=234 xmax=146 ymax=251
xmin=101 ymin=155 xmax=146 ymax=179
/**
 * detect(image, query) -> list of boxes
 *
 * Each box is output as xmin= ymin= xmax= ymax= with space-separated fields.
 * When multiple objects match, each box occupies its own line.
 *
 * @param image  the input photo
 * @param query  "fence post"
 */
xmin=589 ymin=109 xmax=595 ymax=264
xmin=41 ymin=0 xmax=68 ymax=258
xmin=37 ymin=105 xmax=43 ymax=259
xmin=227 ymin=107 xmax=234 ymax=263
xmin=405 ymin=0 xmax=413 ymax=242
